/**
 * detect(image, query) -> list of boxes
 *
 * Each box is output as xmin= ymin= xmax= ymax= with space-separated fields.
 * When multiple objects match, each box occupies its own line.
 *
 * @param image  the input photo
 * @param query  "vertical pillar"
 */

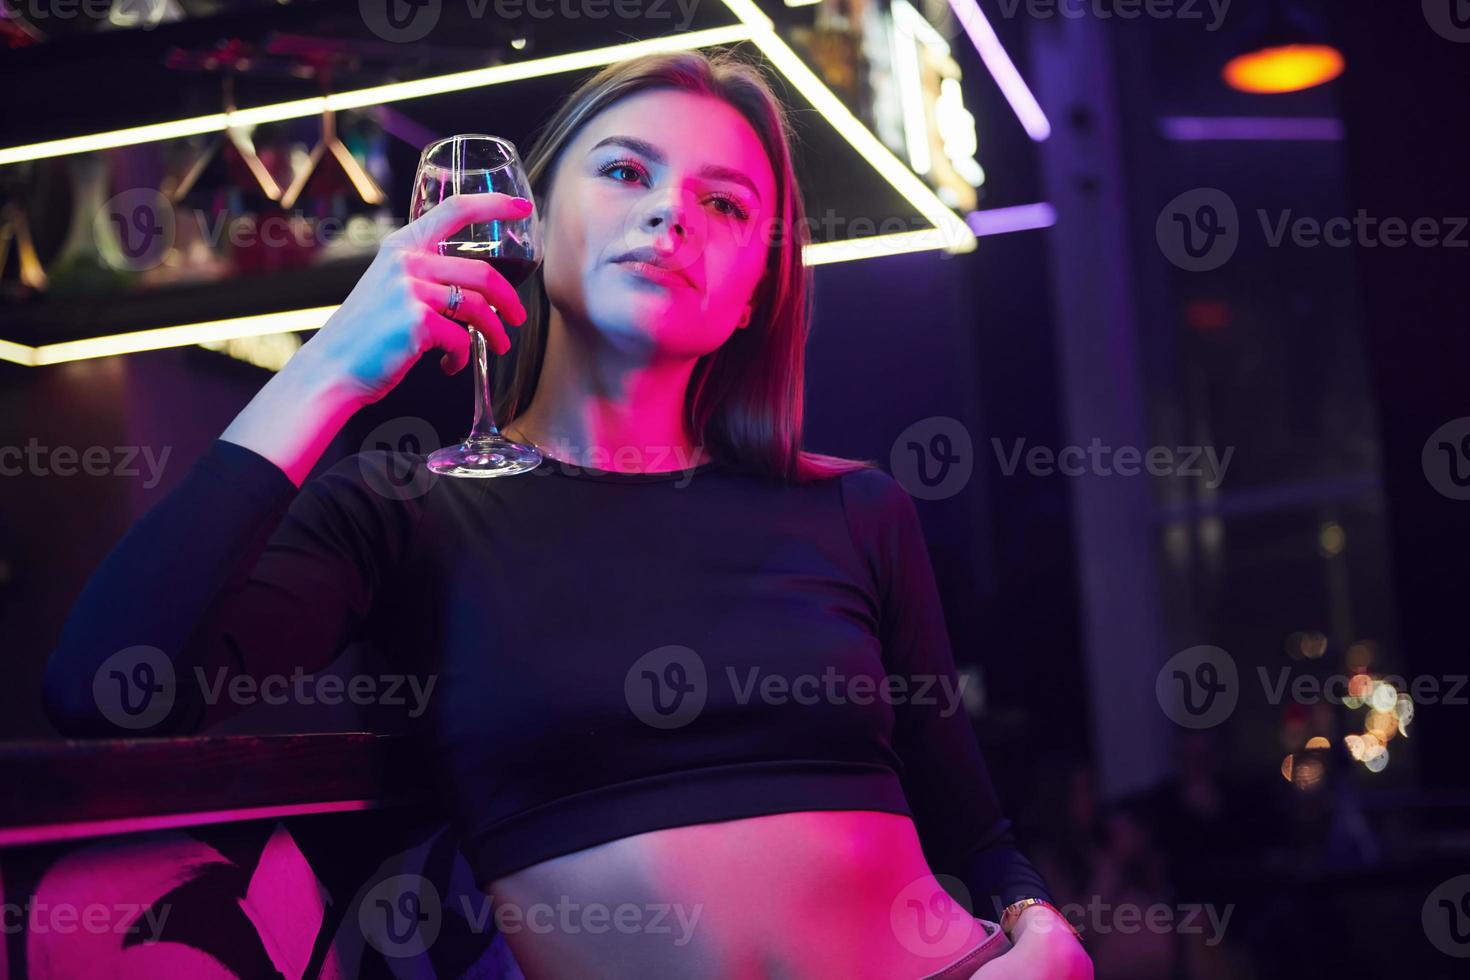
xmin=1028 ymin=17 xmax=1173 ymax=800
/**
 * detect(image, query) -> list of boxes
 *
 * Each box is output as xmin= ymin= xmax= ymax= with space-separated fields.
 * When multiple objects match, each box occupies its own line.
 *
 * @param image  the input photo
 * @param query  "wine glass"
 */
xmin=410 ymin=134 xmax=543 ymax=477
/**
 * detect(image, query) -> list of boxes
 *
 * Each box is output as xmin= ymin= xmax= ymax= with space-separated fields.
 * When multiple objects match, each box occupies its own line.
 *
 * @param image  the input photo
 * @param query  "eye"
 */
xmin=708 ymin=193 xmax=750 ymax=221
xmin=598 ymin=157 xmax=647 ymax=184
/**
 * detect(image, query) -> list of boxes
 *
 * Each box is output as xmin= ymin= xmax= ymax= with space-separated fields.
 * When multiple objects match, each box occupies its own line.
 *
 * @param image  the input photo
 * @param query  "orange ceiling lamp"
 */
xmin=1224 ymin=44 xmax=1344 ymax=94
xmin=1223 ymin=3 xmax=1344 ymax=95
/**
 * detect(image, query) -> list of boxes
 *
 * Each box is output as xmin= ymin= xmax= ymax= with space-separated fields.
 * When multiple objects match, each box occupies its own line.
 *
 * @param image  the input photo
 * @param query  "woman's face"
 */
xmin=541 ymin=87 xmax=777 ymax=361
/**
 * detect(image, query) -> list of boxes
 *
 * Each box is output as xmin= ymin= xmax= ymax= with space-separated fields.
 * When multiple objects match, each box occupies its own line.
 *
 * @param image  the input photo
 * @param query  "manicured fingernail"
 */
xmin=512 ymin=197 xmax=533 ymax=212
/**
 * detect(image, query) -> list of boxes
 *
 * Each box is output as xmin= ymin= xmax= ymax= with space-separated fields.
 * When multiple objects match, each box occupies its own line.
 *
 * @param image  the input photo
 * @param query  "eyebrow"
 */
xmin=589 ymin=135 xmax=764 ymax=204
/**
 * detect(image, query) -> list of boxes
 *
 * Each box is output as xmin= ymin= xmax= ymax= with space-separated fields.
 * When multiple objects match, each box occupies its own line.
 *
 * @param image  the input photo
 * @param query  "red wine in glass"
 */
xmin=410 ymin=134 xmax=544 ymax=478
xmin=438 ymin=240 xmax=539 ymax=288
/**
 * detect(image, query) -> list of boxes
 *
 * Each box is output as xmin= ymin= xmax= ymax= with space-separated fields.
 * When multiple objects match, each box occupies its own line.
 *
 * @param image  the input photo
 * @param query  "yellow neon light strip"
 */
xmin=10 ymin=307 xmax=339 ymax=367
xmin=890 ymin=1 xmax=934 ymax=175
xmin=802 ymin=229 xmax=969 ymax=265
xmin=0 ymin=337 xmax=37 ymax=367
xmin=0 ymin=26 xmax=756 ymax=166
xmin=1 ymin=5 xmax=974 ymax=366
xmin=720 ymin=0 xmax=975 ymax=254
xmin=2 ymin=227 xmax=956 ymax=367
xmin=893 ymin=0 xmax=952 ymax=55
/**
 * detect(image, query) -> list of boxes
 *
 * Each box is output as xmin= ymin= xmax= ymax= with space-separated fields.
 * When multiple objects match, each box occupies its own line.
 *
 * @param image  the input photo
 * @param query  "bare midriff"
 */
xmin=484 ymin=810 xmax=994 ymax=980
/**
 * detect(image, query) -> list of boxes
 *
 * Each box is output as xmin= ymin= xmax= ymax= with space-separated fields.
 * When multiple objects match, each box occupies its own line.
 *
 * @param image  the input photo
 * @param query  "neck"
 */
xmin=504 ymin=309 xmax=711 ymax=473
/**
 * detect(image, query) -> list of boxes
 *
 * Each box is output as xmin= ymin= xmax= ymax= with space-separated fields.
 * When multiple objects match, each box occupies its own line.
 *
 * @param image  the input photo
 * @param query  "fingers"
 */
xmin=411 ymin=279 xmax=512 ymax=356
xmin=389 ymin=192 xmax=534 ymax=252
xmin=419 ymin=306 xmax=473 ymax=376
xmin=405 ymin=252 xmax=529 ymax=326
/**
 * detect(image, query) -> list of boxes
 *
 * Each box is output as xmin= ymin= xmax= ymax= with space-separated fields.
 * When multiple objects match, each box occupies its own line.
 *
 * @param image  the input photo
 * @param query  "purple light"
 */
xmin=966 ymin=202 xmax=1057 ymax=237
xmin=370 ymin=106 xmax=442 ymax=150
xmin=1160 ymin=116 xmax=1345 ymax=142
xmin=945 ymin=0 xmax=1052 ymax=141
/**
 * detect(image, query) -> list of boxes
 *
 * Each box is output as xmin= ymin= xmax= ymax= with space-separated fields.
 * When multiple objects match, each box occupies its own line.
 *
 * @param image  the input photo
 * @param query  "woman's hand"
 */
xmin=221 ymin=192 xmax=533 ymax=486
xmin=294 ymin=191 xmax=533 ymax=409
xmin=969 ymin=906 xmax=1092 ymax=980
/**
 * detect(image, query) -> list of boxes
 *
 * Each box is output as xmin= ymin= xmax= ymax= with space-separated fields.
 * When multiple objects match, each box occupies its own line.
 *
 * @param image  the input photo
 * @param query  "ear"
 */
xmin=739 ymin=270 xmax=771 ymax=329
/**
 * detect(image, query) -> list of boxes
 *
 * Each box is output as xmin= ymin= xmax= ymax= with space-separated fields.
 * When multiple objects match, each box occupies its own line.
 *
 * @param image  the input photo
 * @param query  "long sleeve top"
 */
xmin=44 ymin=438 xmax=1053 ymax=918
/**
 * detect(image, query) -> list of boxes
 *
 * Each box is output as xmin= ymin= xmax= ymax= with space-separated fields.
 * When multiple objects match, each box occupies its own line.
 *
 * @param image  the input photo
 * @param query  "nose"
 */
xmin=639 ymin=188 xmax=703 ymax=258
xmin=643 ymin=198 xmax=685 ymax=246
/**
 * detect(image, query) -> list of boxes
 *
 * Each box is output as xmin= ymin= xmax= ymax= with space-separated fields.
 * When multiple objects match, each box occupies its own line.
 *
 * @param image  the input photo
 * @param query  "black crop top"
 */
xmin=44 ymin=438 xmax=1053 ymax=917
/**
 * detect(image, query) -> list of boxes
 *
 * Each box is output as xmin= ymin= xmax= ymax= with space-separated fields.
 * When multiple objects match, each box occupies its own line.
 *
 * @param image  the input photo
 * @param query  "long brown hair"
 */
xmin=493 ymin=47 xmax=876 ymax=484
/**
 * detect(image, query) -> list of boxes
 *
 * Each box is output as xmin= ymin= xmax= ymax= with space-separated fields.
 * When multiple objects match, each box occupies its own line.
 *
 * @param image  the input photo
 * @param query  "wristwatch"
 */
xmin=999 ymin=898 xmax=1084 ymax=944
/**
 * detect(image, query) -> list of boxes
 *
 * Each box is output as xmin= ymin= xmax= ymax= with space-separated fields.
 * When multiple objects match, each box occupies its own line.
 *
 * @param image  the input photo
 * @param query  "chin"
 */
xmin=582 ymin=308 xmax=690 ymax=358
xmin=599 ymin=308 xmax=740 ymax=362
xmin=588 ymin=303 xmax=735 ymax=361
xmin=558 ymin=269 xmax=739 ymax=358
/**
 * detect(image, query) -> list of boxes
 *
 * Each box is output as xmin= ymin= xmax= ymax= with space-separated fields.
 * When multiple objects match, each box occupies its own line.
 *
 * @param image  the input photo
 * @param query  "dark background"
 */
xmin=3 ymin=1 xmax=1469 ymax=976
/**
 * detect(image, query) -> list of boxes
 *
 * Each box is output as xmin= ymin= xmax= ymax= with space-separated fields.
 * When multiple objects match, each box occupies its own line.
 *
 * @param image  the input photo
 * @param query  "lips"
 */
xmin=612 ymin=247 xmax=695 ymax=289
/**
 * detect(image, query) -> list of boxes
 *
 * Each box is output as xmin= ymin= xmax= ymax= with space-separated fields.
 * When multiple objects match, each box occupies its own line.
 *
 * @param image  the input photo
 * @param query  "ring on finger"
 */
xmin=440 ymin=283 xmax=464 ymax=320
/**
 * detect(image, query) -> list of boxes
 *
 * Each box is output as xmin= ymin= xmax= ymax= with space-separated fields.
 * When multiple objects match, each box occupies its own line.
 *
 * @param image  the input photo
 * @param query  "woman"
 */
xmin=44 ymin=50 xmax=1090 ymax=980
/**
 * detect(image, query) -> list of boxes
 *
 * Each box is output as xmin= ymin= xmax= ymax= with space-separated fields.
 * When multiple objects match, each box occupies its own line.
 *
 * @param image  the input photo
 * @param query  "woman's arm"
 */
xmin=840 ymin=467 xmax=1050 ymax=912
xmin=41 ymin=338 xmax=369 ymax=736
xmin=839 ymin=468 xmax=1090 ymax=977
xmin=220 ymin=347 xmax=366 ymax=488
xmin=40 ymin=434 xmax=425 ymax=737
xmin=42 ymin=191 xmax=532 ymax=737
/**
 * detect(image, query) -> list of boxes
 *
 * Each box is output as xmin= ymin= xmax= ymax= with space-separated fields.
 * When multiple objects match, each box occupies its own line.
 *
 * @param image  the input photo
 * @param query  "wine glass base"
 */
xmin=426 ymin=436 xmax=542 ymax=477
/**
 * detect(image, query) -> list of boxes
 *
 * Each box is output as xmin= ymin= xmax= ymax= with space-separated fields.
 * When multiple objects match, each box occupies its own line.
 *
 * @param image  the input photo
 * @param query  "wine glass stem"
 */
xmin=466 ymin=327 xmax=500 ymax=440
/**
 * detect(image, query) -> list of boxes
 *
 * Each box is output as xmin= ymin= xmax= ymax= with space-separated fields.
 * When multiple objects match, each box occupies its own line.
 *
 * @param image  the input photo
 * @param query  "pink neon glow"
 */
xmin=0 ymin=798 xmax=382 ymax=849
xmin=28 ymin=835 xmax=235 ymax=979
xmin=240 ymin=824 xmax=329 ymax=978
xmin=25 ymin=823 xmax=343 ymax=979
xmin=945 ymin=0 xmax=1053 ymax=141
